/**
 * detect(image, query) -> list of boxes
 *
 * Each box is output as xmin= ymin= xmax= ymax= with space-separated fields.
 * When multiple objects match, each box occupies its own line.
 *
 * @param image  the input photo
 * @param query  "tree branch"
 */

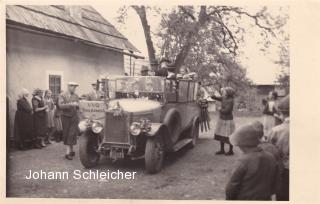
xmin=215 ymin=13 xmax=238 ymax=54
xmin=178 ymin=6 xmax=196 ymax=21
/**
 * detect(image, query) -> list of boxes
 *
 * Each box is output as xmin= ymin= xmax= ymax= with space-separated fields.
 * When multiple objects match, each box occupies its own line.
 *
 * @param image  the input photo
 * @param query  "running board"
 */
xmin=172 ymin=138 xmax=193 ymax=152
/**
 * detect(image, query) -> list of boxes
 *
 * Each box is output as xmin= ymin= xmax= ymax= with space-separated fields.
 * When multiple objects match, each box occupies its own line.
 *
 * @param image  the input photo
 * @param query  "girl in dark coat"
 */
xmin=32 ymin=89 xmax=48 ymax=148
xmin=211 ymin=87 xmax=235 ymax=155
xmin=14 ymin=88 xmax=34 ymax=149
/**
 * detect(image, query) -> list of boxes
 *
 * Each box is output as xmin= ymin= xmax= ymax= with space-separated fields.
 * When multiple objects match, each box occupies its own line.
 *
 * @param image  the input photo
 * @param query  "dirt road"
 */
xmin=7 ymin=114 xmax=260 ymax=199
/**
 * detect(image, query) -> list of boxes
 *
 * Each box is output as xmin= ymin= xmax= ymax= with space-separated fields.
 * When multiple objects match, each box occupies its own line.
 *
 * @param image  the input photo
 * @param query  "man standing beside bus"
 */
xmin=58 ymin=82 xmax=80 ymax=160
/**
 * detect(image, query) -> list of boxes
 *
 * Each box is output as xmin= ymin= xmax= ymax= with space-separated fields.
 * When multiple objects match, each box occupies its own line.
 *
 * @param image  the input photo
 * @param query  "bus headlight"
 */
xmin=129 ymin=122 xmax=141 ymax=136
xmin=78 ymin=120 xmax=89 ymax=132
xmin=92 ymin=121 xmax=103 ymax=134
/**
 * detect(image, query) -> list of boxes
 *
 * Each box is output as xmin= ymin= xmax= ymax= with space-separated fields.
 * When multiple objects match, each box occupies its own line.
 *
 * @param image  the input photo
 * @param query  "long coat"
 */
xmin=32 ymin=96 xmax=47 ymax=137
xmin=58 ymin=91 xmax=79 ymax=145
xmin=14 ymin=97 xmax=34 ymax=143
xmin=226 ymin=147 xmax=278 ymax=200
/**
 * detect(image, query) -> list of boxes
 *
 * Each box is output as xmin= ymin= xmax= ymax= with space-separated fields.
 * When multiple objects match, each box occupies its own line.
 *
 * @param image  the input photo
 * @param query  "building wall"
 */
xmin=6 ymin=28 xmax=124 ymax=137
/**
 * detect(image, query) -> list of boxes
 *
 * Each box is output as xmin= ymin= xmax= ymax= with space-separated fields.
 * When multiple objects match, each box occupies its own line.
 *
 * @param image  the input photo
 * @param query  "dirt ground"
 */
xmin=7 ymin=114 xmax=261 ymax=199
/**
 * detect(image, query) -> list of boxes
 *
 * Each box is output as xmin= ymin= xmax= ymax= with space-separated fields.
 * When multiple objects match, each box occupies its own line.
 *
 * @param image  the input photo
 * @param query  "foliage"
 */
xmin=116 ymin=5 xmax=288 ymax=93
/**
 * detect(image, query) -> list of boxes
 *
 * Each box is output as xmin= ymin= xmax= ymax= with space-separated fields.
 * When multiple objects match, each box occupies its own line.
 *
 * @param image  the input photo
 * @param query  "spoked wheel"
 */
xmin=188 ymin=118 xmax=200 ymax=149
xmin=145 ymin=135 xmax=164 ymax=174
xmin=79 ymin=132 xmax=100 ymax=168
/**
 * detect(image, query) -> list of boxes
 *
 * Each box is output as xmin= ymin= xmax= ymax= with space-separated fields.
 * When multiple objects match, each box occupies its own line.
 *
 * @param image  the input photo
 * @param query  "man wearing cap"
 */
xmin=267 ymin=95 xmax=289 ymax=201
xmin=58 ymin=82 xmax=80 ymax=160
xmin=86 ymin=82 xmax=102 ymax=101
xmin=140 ymin=65 xmax=149 ymax=76
xmin=226 ymin=121 xmax=278 ymax=200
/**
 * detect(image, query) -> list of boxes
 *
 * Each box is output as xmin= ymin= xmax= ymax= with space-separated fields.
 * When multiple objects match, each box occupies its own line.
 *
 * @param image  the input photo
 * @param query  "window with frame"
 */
xmin=49 ymin=75 xmax=61 ymax=100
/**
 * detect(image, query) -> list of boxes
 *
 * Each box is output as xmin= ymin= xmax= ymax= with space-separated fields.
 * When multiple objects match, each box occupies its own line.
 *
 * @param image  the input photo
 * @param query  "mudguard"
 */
xmin=146 ymin=123 xmax=173 ymax=151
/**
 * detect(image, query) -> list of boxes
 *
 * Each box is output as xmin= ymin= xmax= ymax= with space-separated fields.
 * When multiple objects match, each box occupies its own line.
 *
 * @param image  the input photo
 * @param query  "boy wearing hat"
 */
xmin=267 ymin=95 xmax=289 ymax=201
xmin=226 ymin=121 xmax=278 ymax=200
xmin=58 ymin=82 xmax=80 ymax=160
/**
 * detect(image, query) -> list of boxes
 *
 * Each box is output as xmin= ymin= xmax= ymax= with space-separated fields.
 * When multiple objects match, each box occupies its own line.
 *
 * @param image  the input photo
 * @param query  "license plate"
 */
xmin=109 ymin=148 xmax=125 ymax=160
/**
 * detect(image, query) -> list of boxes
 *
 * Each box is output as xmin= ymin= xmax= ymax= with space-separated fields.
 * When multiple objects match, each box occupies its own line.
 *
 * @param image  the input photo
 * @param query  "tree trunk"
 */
xmin=174 ymin=6 xmax=209 ymax=72
xmin=132 ymin=6 xmax=158 ymax=71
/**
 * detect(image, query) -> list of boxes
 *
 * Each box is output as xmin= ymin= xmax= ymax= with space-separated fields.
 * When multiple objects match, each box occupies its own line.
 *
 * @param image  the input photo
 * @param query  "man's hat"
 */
xmin=68 ymin=81 xmax=79 ymax=86
xmin=141 ymin=65 xmax=149 ymax=72
xmin=159 ymin=57 xmax=172 ymax=64
xmin=230 ymin=121 xmax=263 ymax=147
xmin=278 ymin=95 xmax=289 ymax=113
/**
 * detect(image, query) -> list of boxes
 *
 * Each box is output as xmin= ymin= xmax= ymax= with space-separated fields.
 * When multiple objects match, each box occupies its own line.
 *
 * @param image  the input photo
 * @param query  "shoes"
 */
xmin=225 ymin=151 xmax=234 ymax=156
xmin=65 ymin=154 xmax=73 ymax=160
xmin=45 ymin=140 xmax=52 ymax=144
xmin=34 ymin=143 xmax=42 ymax=149
xmin=70 ymin=151 xmax=75 ymax=157
xmin=41 ymin=141 xmax=46 ymax=147
xmin=215 ymin=150 xmax=225 ymax=155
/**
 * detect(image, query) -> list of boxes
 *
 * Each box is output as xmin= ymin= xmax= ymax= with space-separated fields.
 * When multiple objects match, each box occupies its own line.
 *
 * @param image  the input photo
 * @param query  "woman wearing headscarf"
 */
xmin=13 ymin=88 xmax=34 ymax=150
xmin=44 ymin=90 xmax=55 ymax=144
xmin=211 ymin=87 xmax=236 ymax=155
xmin=32 ymin=89 xmax=48 ymax=148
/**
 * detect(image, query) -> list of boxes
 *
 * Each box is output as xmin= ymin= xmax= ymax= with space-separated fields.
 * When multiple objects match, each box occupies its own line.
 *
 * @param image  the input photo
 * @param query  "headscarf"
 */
xmin=223 ymin=87 xmax=235 ymax=98
xmin=33 ymin=88 xmax=43 ymax=96
xmin=18 ymin=88 xmax=29 ymax=99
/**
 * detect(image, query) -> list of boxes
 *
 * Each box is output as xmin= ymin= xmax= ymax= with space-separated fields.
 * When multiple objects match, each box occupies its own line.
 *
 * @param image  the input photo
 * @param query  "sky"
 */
xmin=94 ymin=5 xmax=288 ymax=84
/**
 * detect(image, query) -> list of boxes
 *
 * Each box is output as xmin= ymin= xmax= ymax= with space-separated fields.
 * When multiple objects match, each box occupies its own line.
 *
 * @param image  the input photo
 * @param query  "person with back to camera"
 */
xmin=226 ymin=121 xmax=279 ymax=200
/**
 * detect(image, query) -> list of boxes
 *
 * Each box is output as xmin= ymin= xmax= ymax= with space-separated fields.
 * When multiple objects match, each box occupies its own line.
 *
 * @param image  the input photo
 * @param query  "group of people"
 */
xmin=141 ymin=58 xmax=197 ymax=80
xmin=13 ymin=82 xmax=80 ymax=160
xmin=14 ymin=88 xmax=62 ymax=150
xmin=208 ymin=86 xmax=289 ymax=200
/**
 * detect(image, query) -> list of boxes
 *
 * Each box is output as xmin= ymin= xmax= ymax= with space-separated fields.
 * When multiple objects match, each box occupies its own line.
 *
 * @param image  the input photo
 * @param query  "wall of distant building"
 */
xmin=124 ymin=55 xmax=150 ymax=76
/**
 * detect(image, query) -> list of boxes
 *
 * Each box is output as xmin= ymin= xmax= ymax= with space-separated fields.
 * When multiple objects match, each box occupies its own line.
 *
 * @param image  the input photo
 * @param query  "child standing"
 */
xmin=226 ymin=121 xmax=278 ymax=200
xmin=268 ymin=95 xmax=289 ymax=201
xmin=211 ymin=87 xmax=235 ymax=155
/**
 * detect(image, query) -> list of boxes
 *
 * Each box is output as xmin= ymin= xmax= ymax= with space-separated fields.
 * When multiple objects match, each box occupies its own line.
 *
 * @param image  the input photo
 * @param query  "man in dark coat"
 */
xmin=226 ymin=121 xmax=279 ymax=200
xmin=58 ymin=82 xmax=79 ymax=160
